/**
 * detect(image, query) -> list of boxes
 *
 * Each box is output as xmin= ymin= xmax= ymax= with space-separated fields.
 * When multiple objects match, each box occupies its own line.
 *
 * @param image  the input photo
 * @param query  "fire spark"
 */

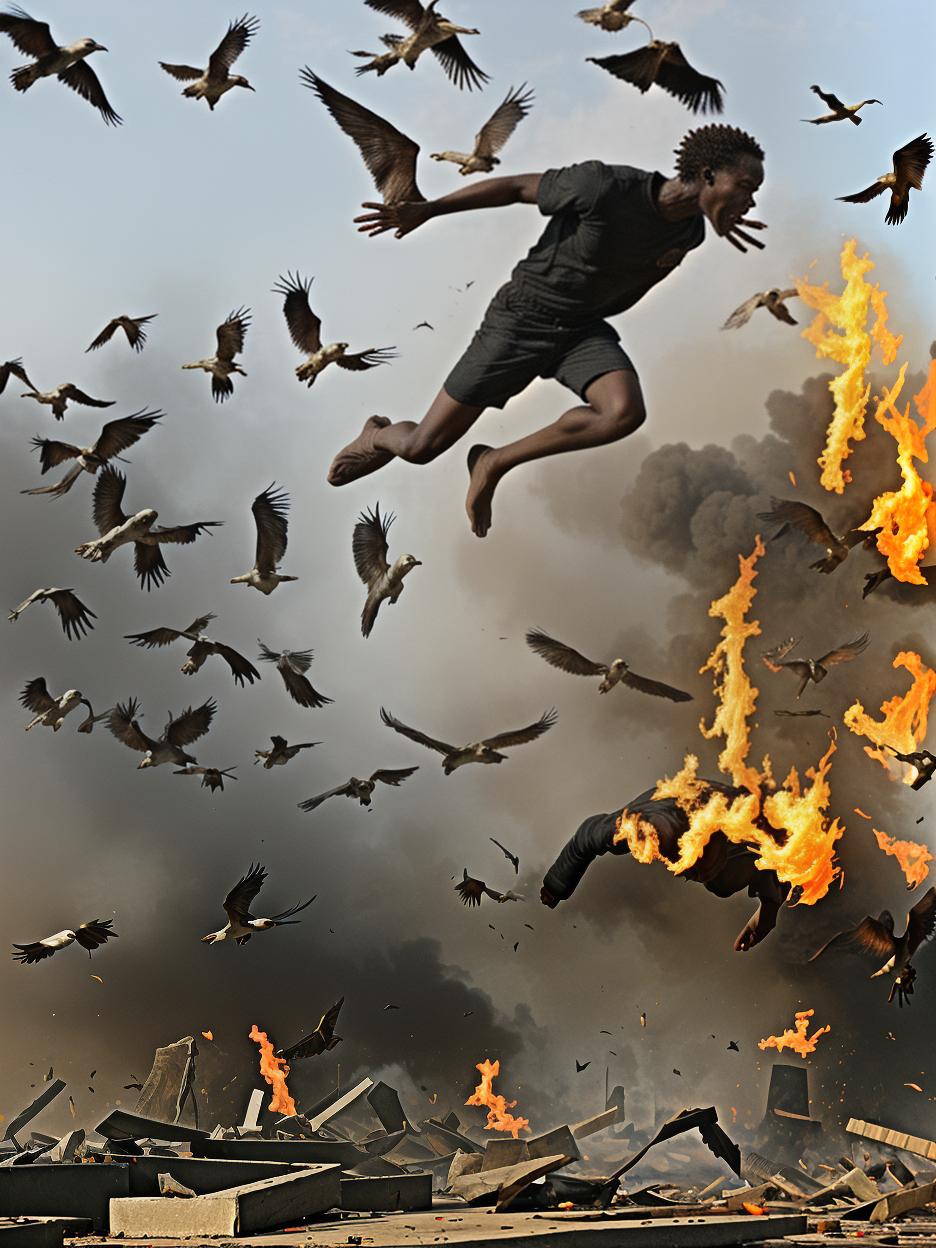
xmin=873 ymin=828 xmax=933 ymax=891
xmin=843 ymin=650 xmax=936 ymax=784
xmin=248 ymin=1024 xmax=296 ymax=1116
xmin=465 ymin=1058 xmax=529 ymax=1138
xmin=757 ymin=1009 xmax=830 ymax=1058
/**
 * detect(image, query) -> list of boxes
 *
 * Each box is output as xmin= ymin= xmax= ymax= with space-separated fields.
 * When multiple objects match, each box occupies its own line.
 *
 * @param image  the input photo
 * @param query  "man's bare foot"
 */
xmin=733 ymin=901 xmax=778 ymax=952
xmin=466 ymin=444 xmax=500 ymax=538
xmin=327 ymin=415 xmax=394 ymax=486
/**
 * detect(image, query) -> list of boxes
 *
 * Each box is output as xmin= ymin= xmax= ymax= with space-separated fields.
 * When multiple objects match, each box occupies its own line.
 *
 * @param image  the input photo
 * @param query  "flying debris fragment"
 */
xmin=490 ymin=837 xmax=519 ymax=874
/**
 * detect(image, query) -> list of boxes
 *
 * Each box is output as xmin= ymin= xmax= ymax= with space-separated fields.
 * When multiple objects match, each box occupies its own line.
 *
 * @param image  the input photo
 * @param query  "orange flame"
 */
xmin=743 ymin=1203 xmax=767 ymax=1216
xmin=797 ymin=239 xmax=902 ymax=494
xmin=843 ymin=651 xmax=936 ymax=784
xmin=465 ymin=1058 xmax=529 ymax=1138
xmin=788 ymin=471 xmax=797 ymax=487
xmin=873 ymin=828 xmax=933 ymax=890
xmin=853 ymin=808 xmax=872 ymax=820
xmin=201 ymin=1030 xmax=214 ymax=1041
xmin=248 ymin=1024 xmax=296 ymax=1116
xmin=757 ymin=1009 xmax=830 ymax=1058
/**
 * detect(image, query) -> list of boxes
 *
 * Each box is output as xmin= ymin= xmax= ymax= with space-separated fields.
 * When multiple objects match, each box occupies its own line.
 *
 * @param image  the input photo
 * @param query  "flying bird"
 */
xmin=0 ymin=6 xmax=120 ymax=124
xmin=885 ymin=746 xmax=936 ymax=792
xmin=351 ymin=0 xmax=487 ymax=90
xmin=490 ymin=837 xmax=519 ymax=874
xmin=353 ymin=504 xmax=421 ymax=638
xmin=108 ymin=697 xmax=217 ymax=769
xmin=125 ymin=613 xmax=260 ymax=686
xmin=22 ymin=407 xmax=164 ymax=499
xmin=575 ymin=1060 xmax=591 ymax=1073
xmin=201 ymin=862 xmax=315 ymax=945
xmin=20 ymin=382 xmax=113 ymax=421
xmin=838 ymin=134 xmax=933 ymax=226
xmin=12 ymin=919 xmax=117 ymax=964
xmin=74 ymin=467 xmax=221 ymax=590
xmin=20 ymin=677 xmax=104 ymax=733
xmin=757 ymin=498 xmax=879 ymax=573
xmin=160 ymin=14 xmax=258 ymax=109
xmin=525 ymin=628 xmax=692 ymax=700
xmin=230 ymin=484 xmax=297 ymax=595
xmin=809 ymin=886 xmax=936 ymax=1006
xmin=275 ymin=998 xmax=344 ymax=1061
xmin=413 ymin=320 xmax=433 ymax=330
xmin=9 ymin=587 xmax=96 ymax=639
xmin=727 ymin=1040 xmax=740 ymax=1051
xmin=273 ymin=272 xmax=397 ymax=387
xmin=588 ymin=30 xmax=724 ymax=115
xmin=182 ymin=308 xmax=250 ymax=402
xmin=257 ymin=642 xmax=333 ymax=708
xmin=863 ymin=564 xmax=936 ymax=598
xmin=86 ymin=314 xmax=157 ymax=354
xmin=301 ymin=69 xmax=424 ymax=204
xmin=430 ymin=83 xmax=533 ymax=175
xmin=0 ymin=357 xmax=35 ymax=395
xmin=454 ymin=868 xmax=524 ymax=906
xmin=255 ymin=736 xmax=320 ymax=769
xmin=721 ymin=288 xmax=799 ymax=330
xmin=174 ymin=764 xmax=238 ymax=793
xmin=298 ymin=766 xmax=418 ymax=812
xmin=803 ymin=85 xmax=882 ymax=126
xmin=577 ymin=0 xmax=645 ymax=32
xmin=762 ymin=633 xmax=870 ymax=699
xmin=380 ymin=705 xmax=557 ymax=773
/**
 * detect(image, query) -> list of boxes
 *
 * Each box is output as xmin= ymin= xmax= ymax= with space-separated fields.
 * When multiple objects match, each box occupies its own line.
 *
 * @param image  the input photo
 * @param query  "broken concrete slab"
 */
xmin=447 ymin=1151 xmax=483 ymax=1187
xmin=451 ymin=1153 xmax=571 ymax=1210
xmin=528 ymin=1126 xmax=580 ymax=1163
xmin=134 ymin=1036 xmax=199 ymax=1128
xmin=2 ymin=1085 xmax=66 ymax=1147
xmin=338 ymin=1173 xmax=431 ymax=1212
xmin=94 ymin=1109 xmax=208 ymax=1144
xmin=346 ymin=1156 xmax=407 ymax=1178
xmin=306 ymin=1079 xmax=373 ymax=1131
xmin=124 ymin=1156 xmax=300 ymax=1197
xmin=571 ymin=1108 xmax=618 ymax=1139
xmin=0 ymin=1164 xmax=129 ymax=1231
xmin=847 ymin=1116 xmax=936 ymax=1161
xmin=0 ymin=1217 xmax=89 ymax=1248
xmin=45 ymin=1134 xmax=82 ymax=1165
xmin=419 ymin=1120 xmax=484 ymax=1156
xmin=157 ymin=1173 xmax=196 ymax=1198
xmin=481 ymin=1139 xmax=529 ymax=1171
xmin=870 ymin=1176 xmax=936 ymax=1223
xmin=191 ymin=1137 xmax=363 ymax=1167
xmin=109 ymin=1163 xmax=342 ymax=1238
xmin=241 ymin=1089 xmax=265 ymax=1134
xmin=366 ymin=1083 xmax=407 ymax=1135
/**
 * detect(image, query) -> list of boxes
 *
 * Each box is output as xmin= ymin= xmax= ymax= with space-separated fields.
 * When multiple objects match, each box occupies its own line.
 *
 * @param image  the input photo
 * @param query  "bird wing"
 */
xmin=769 ymin=299 xmax=798 ymax=325
xmin=761 ymin=636 xmax=800 ymax=667
xmin=838 ymin=180 xmax=888 ymax=205
xmin=1 ymin=357 xmax=36 ymax=393
xmin=371 ymin=766 xmax=419 ymax=787
xmin=298 ymin=782 xmax=355 ymax=811
xmin=73 ymin=920 xmax=117 ymax=951
xmin=816 ymin=632 xmax=870 ymax=668
xmin=756 ymin=498 xmax=837 ymax=548
xmin=125 ymin=625 xmax=184 ymax=648
xmin=721 ymin=293 xmax=765 ymax=330
xmin=132 ymin=543 xmax=172 ymax=591
xmin=92 ymin=467 xmax=129 ymax=533
xmin=272 ymin=273 xmax=322 ymax=354
xmin=85 ymin=319 xmax=120 ymax=352
xmin=92 ymin=408 xmax=164 ymax=461
xmin=893 ymin=133 xmax=933 ymax=190
xmin=0 ymin=7 xmax=57 ymax=57
xmin=120 ymin=314 xmax=156 ymax=350
xmin=151 ymin=520 xmax=221 ymax=546
xmin=353 ymin=505 xmax=392 ymax=587
xmin=11 ymin=937 xmax=65 ymax=963
xmin=654 ymin=43 xmax=724 ymax=113
xmin=48 ymin=589 xmax=96 ymax=639
xmin=620 ymin=669 xmax=693 ymax=702
xmin=524 ymin=628 xmax=607 ymax=677
xmin=269 ymin=895 xmax=316 ymax=922
xmin=166 ymin=699 xmax=217 ymax=746
xmin=809 ymin=915 xmax=896 ymax=962
xmin=207 ymin=13 xmax=259 ymax=79
xmin=29 ymin=434 xmax=83 ymax=472
xmin=316 ymin=997 xmax=344 ymax=1043
xmin=490 ymin=837 xmax=519 ymax=870
xmin=61 ymin=384 xmax=113 ymax=408
xmin=19 ymin=677 xmax=55 ymax=715
xmin=429 ymin=33 xmax=489 ymax=92
xmin=907 ymin=886 xmax=936 ymax=954
xmin=278 ymin=661 xmax=333 ymax=709
xmin=56 ymin=61 xmax=122 ymax=126
xmin=455 ymin=869 xmax=486 ymax=907
xmin=811 ymin=85 xmax=846 ymax=111
xmin=159 ymin=62 xmax=205 ymax=81
xmin=334 ymin=346 xmax=397 ymax=370
xmin=213 ymin=643 xmax=261 ymax=686
xmin=483 ymin=708 xmax=558 ymax=750
xmin=216 ymin=308 xmax=249 ymax=362
xmin=251 ymin=484 xmax=290 ymax=575
xmin=108 ymin=699 xmax=155 ymax=753
xmin=474 ymin=84 xmax=534 ymax=158
xmin=379 ymin=707 xmax=454 ymax=754
xmin=365 ymin=0 xmax=426 ymax=30
xmin=301 ymin=70 xmax=424 ymax=203
xmin=223 ymin=863 xmax=266 ymax=924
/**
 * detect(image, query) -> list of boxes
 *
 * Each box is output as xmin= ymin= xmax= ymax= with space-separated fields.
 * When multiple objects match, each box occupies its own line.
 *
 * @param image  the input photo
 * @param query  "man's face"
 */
xmin=699 ymin=155 xmax=764 ymax=235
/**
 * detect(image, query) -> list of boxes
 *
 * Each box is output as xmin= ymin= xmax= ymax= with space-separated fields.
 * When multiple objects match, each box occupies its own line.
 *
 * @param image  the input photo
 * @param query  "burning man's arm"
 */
xmin=355 ymin=174 xmax=543 ymax=238
xmin=541 ymin=809 xmax=628 ymax=905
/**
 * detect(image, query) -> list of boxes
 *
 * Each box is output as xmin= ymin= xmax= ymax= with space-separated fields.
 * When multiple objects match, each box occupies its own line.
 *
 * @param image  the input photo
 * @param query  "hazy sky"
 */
xmin=1 ymin=0 xmax=934 ymax=1150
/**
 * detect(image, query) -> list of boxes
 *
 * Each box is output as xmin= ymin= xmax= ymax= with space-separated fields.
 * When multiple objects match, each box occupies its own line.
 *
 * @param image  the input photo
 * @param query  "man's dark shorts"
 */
xmin=444 ymin=283 xmax=636 ymax=411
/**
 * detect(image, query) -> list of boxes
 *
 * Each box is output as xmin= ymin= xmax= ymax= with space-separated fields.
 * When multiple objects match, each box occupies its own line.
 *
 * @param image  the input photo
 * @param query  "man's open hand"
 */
xmin=725 ymin=218 xmax=767 ymax=253
xmin=354 ymin=200 xmax=430 ymax=238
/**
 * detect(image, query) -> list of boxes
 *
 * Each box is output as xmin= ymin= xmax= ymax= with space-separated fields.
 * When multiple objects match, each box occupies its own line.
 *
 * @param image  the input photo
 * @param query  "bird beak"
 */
xmin=200 ymin=934 xmax=213 ymax=944
xmin=245 ymin=82 xmax=256 ymax=91
xmin=412 ymin=559 xmax=423 ymax=566
xmin=94 ymin=43 xmax=108 ymax=52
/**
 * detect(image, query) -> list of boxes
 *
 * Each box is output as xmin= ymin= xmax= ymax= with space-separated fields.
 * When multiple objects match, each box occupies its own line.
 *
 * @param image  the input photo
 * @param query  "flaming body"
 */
xmin=249 ymin=1024 xmax=296 ymax=1116
xmin=844 ymin=651 xmax=936 ymax=783
xmin=465 ymin=1058 xmax=529 ymax=1138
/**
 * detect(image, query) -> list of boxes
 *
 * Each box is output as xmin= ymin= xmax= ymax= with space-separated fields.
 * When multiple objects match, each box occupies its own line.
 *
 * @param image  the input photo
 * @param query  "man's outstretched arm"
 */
xmin=354 ymin=173 xmax=543 ymax=239
xmin=540 ymin=809 xmax=628 ymax=907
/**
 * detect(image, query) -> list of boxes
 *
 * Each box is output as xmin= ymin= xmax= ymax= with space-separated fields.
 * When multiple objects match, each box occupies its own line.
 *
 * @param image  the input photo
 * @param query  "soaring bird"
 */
xmin=380 ymin=705 xmax=557 ymax=773
xmin=174 ymin=764 xmax=238 ymax=793
xmin=160 ymin=14 xmax=258 ymax=110
xmin=353 ymin=504 xmax=421 ymax=638
xmin=0 ymin=357 xmax=35 ymax=395
xmin=201 ymin=863 xmax=315 ymax=945
xmin=809 ymin=887 xmax=936 ymax=1007
xmin=20 ymin=382 xmax=113 ymax=421
xmin=430 ymin=83 xmax=533 ymax=175
xmin=0 ymin=6 xmax=120 ymax=124
xmin=298 ymin=766 xmax=418 ymax=812
xmin=490 ymin=837 xmax=519 ymax=874
xmin=182 ymin=308 xmax=250 ymax=402
xmin=12 ymin=920 xmax=117 ymax=964
xmin=257 ymin=642 xmax=333 ymax=709
xmin=8 ymin=587 xmax=96 ymax=639
xmin=125 ymin=613 xmax=260 ymax=686
xmin=838 ymin=134 xmax=933 ymax=226
xmin=108 ymin=697 xmax=217 ymax=769
xmin=274 ymin=272 xmax=397 ymax=387
xmin=525 ymin=628 xmax=692 ymax=700
xmin=276 ymin=998 xmax=344 ymax=1061
xmin=86 ymin=314 xmax=157 ymax=354
xmin=577 ymin=0 xmax=644 ymax=31
xmin=19 ymin=677 xmax=104 ymax=732
xmin=721 ymin=288 xmax=799 ymax=330
xmin=230 ymin=484 xmax=297 ymax=595
xmin=22 ymin=407 xmax=164 ymax=499
xmin=351 ymin=0 xmax=487 ymax=90
xmin=588 ymin=29 xmax=724 ymax=115
xmin=302 ymin=70 xmax=424 ymax=204
xmin=863 ymin=564 xmax=936 ymax=598
xmin=254 ymin=736 xmax=320 ymax=769
xmin=757 ymin=498 xmax=879 ymax=573
xmin=803 ymin=85 xmax=882 ymax=126
xmin=761 ymin=633 xmax=870 ymax=699
xmin=885 ymin=746 xmax=936 ymax=792
xmin=74 ymin=466 xmax=222 ymax=590
xmin=455 ymin=869 xmax=524 ymax=906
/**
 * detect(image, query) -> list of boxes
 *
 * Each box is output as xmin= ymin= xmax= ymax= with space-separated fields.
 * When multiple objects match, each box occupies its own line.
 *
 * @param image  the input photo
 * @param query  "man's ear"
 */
xmin=703 ymin=167 xmax=716 ymax=187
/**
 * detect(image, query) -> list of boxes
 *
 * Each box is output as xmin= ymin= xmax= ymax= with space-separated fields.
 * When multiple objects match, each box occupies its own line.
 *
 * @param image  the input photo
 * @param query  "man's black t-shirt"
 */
xmin=506 ymin=160 xmax=706 ymax=327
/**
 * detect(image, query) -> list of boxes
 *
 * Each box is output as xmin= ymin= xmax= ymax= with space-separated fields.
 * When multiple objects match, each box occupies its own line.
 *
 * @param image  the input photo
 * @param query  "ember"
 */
xmin=465 ymin=1057 xmax=530 ymax=1138
xmin=758 ymin=1009 xmax=831 ymax=1057
xmin=248 ymin=1024 xmax=296 ymax=1116
xmin=844 ymin=650 xmax=936 ymax=783
xmin=873 ymin=828 xmax=933 ymax=890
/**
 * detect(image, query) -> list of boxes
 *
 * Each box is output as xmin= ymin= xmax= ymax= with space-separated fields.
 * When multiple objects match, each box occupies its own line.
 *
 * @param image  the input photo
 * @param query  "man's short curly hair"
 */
xmin=674 ymin=125 xmax=764 ymax=182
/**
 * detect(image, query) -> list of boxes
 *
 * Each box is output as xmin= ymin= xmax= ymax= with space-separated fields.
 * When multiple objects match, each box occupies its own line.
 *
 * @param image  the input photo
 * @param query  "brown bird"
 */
xmin=254 ymin=736 xmax=320 ymax=769
xmin=0 ymin=357 xmax=35 ymax=395
xmin=174 ymin=764 xmax=238 ymax=793
xmin=455 ymin=869 xmax=524 ymax=907
xmin=757 ymin=498 xmax=879 ymax=573
xmin=577 ymin=0 xmax=644 ymax=33
xmin=838 ymin=134 xmax=933 ymax=225
xmin=8 ymin=586 xmax=96 ymax=639
xmin=86 ymin=314 xmax=157 ymax=353
xmin=274 ymin=272 xmax=396 ymax=386
xmin=803 ymin=85 xmax=882 ymax=126
xmin=588 ymin=30 xmax=724 ymax=115
xmin=298 ymin=766 xmax=418 ymax=812
xmin=125 ymin=613 xmax=260 ymax=686
xmin=21 ymin=382 xmax=114 ymax=421
xmin=159 ymin=14 xmax=258 ymax=110
xmin=526 ymin=628 xmax=692 ymax=700
xmin=761 ymin=633 xmax=870 ymax=699
xmin=721 ymin=288 xmax=798 ymax=330
xmin=230 ymin=484 xmax=298 ymax=596
xmin=257 ymin=642 xmax=333 ymax=709
xmin=0 ymin=7 xmax=120 ymax=124
xmin=863 ymin=564 xmax=936 ymax=598
xmin=354 ymin=504 xmax=421 ymax=638
xmin=181 ymin=308 xmax=250 ymax=402
xmin=108 ymin=697 xmax=217 ymax=769
xmin=276 ymin=998 xmax=344 ymax=1061
xmin=351 ymin=0 xmax=487 ymax=90
xmin=301 ymin=69 xmax=424 ymax=204
xmin=380 ymin=705 xmax=557 ymax=773
xmin=809 ymin=887 xmax=936 ymax=1007
xmin=22 ymin=407 xmax=164 ymax=499
xmin=430 ymin=84 xmax=533 ymax=175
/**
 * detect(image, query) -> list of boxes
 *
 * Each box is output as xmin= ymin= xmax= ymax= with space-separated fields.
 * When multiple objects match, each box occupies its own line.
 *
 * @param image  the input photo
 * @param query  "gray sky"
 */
xmin=1 ymin=0 xmax=934 ymax=1148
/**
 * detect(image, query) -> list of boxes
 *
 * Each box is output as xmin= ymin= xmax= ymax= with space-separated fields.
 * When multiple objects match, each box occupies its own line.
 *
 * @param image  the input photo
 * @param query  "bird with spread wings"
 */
xmin=526 ymin=628 xmax=692 ymax=700
xmin=255 ymin=736 xmax=320 ymax=769
xmin=22 ymin=407 xmax=164 ymax=499
xmin=108 ymin=697 xmax=217 ymax=769
xmin=354 ymin=504 xmax=421 ymax=638
xmin=160 ymin=13 xmax=258 ymax=110
xmin=20 ymin=677 xmax=105 ymax=733
xmin=126 ymin=613 xmax=260 ymax=687
xmin=8 ymin=587 xmax=96 ymax=639
xmin=230 ymin=484 xmax=298 ymax=595
xmin=803 ymin=84 xmax=881 ymax=126
xmin=174 ymin=764 xmax=238 ymax=793
xmin=838 ymin=134 xmax=933 ymax=226
xmin=21 ymin=381 xmax=113 ymax=421
xmin=182 ymin=308 xmax=250 ymax=402
xmin=757 ymin=498 xmax=879 ymax=573
xmin=380 ymin=705 xmax=557 ymax=773
xmin=430 ymin=84 xmax=533 ymax=175
xmin=761 ymin=633 xmax=870 ymax=699
xmin=201 ymin=863 xmax=315 ymax=946
xmin=12 ymin=919 xmax=117 ymax=964
xmin=587 ymin=13 xmax=724 ymax=115
xmin=351 ymin=0 xmax=487 ymax=90
xmin=274 ymin=272 xmax=397 ymax=387
xmin=721 ymin=288 xmax=798 ymax=330
xmin=0 ymin=357 xmax=35 ymax=395
xmin=276 ymin=998 xmax=344 ymax=1061
xmin=257 ymin=642 xmax=333 ymax=709
xmin=298 ymin=766 xmax=418 ymax=813
xmin=86 ymin=314 xmax=157 ymax=354
xmin=577 ymin=1 xmax=644 ymax=33
xmin=455 ymin=868 xmax=524 ymax=906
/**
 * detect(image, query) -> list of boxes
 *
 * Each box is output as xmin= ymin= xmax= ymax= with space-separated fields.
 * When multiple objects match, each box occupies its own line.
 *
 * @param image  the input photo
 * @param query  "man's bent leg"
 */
xmin=465 ymin=369 xmax=646 ymax=536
